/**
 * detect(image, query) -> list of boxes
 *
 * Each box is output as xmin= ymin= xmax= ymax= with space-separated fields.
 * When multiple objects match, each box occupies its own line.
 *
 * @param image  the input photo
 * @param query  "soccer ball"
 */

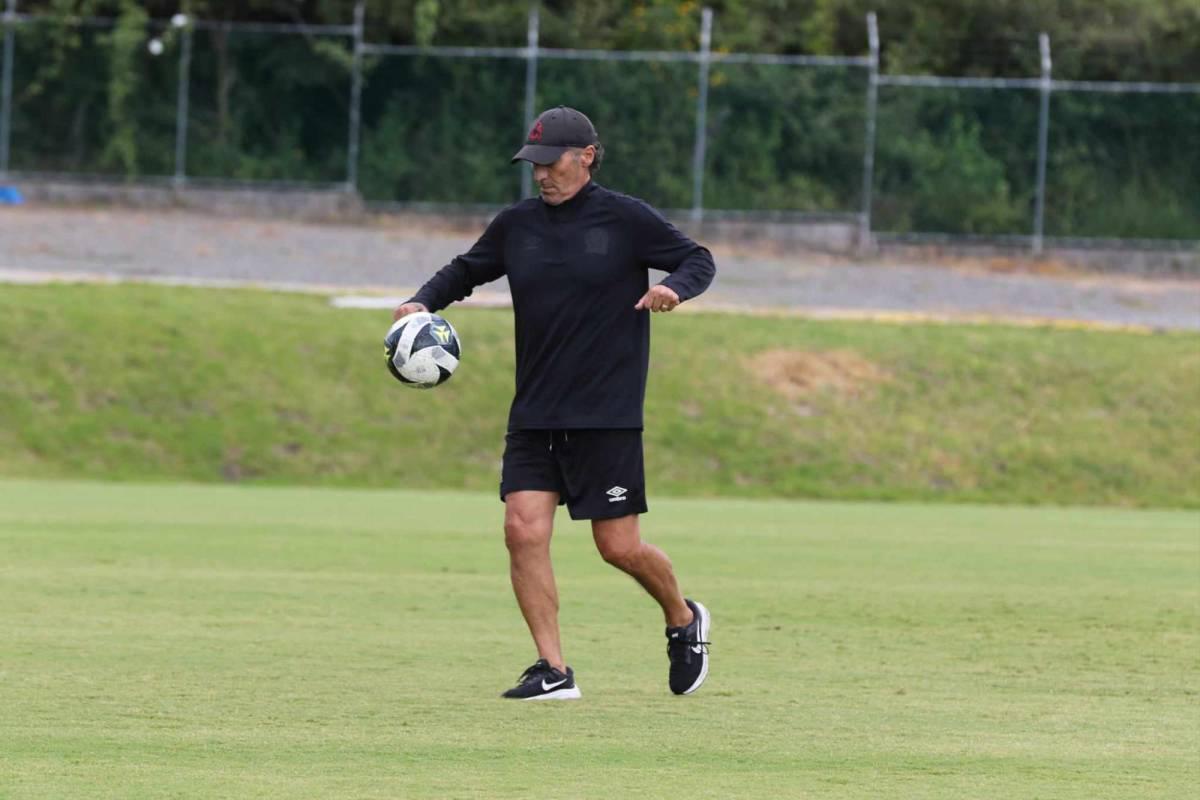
xmin=384 ymin=312 xmax=461 ymax=388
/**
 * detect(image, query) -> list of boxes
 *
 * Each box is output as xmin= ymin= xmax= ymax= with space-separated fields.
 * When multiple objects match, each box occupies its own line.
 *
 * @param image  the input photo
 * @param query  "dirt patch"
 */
xmin=748 ymin=349 xmax=891 ymax=400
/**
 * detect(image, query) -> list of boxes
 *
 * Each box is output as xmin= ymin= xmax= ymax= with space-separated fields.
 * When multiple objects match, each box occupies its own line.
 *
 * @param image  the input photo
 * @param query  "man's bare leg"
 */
xmin=504 ymin=490 xmax=566 ymax=671
xmin=592 ymin=514 xmax=693 ymax=628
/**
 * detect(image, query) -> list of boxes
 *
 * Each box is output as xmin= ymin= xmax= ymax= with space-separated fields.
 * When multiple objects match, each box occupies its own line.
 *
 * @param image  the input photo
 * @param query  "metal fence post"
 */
xmin=173 ymin=14 xmax=192 ymax=187
xmin=520 ymin=5 xmax=539 ymax=199
xmin=1032 ymin=32 xmax=1052 ymax=255
xmin=345 ymin=1 xmax=365 ymax=192
xmin=0 ymin=0 xmax=16 ymax=178
xmin=858 ymin=12 xmax=880 ymax=253
xmin=690 ymin=7 xmax=712 ymax=224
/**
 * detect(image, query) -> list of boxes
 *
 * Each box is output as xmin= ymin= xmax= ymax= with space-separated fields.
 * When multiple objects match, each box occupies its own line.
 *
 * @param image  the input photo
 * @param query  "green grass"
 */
xmin=1 ymin=480 xmax=1197 ymax=799
xmin=1 ymin=284 xmax=1199 ymax=507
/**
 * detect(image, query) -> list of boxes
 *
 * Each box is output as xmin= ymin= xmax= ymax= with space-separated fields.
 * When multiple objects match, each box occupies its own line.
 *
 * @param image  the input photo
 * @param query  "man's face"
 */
xmin=533 ymin=146 xmax=594 ymax=205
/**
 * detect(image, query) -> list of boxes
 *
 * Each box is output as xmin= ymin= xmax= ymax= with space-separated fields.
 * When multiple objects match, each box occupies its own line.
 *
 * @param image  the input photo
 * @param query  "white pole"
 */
xmin=346 ymin=1 xmax=365 ymax=191
xmin=0 ymin=0 xmax=16 ymax=177
xmin=690 ymin=7 xmax=712 ymax=224
xmin=1033 ymin=32 xmax=1052 ymax=255
xmin=520 ymin=5 xmax=539 ymax=199
xmin=858 ymin=12 xmax=879 ymax=253
xmin=173 ymin=14 xmax=193 ymax=186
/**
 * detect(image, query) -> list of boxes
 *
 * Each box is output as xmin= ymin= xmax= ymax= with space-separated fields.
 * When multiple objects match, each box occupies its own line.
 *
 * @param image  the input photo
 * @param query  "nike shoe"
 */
xmin=501 ymin=659 xmax=582 ymax=701
xmin=666 ymin=599 xmax=711 ymax=695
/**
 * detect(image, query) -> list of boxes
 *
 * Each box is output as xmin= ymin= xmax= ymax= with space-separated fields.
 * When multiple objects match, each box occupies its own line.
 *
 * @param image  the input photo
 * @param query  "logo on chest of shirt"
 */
xmin=584 ymin=228 xmax=609 ymax=255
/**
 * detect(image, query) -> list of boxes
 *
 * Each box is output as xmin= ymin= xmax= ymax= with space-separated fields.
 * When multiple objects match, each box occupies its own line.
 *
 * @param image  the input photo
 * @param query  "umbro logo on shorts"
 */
xmin=606 ymin=486 xmax=628 ymax=502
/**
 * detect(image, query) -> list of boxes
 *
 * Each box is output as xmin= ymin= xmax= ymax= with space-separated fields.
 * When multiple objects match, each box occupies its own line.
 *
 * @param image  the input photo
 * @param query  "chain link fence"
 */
xmin=1 ymin=2 xmax=1197 ymax=251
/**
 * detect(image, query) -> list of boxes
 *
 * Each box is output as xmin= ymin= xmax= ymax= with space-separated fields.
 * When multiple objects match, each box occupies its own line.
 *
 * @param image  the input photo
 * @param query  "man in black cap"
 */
xmin=393 ymin=106 xmax=715 ymax=700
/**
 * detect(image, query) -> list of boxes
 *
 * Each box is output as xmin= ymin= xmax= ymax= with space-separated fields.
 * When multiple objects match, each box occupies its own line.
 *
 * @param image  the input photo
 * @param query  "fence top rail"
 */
xmin=542 ymin=46 xmax=699 ymax=62
xmin=9 ymin=12 xmax=120 ymax=28
xmin=1052 ymin=79 xmax=1200 ymax=94
xmin=361 ymin=43 xmax=529 ymax=59
xmin=880 ymin=73 xmax=1200 ymax=94
xmin=878 ymin=75 xmax=1042 ymax=90
xmin=6 ymin=12 xmax=354 ymax=36
xmin=192 ymin=20 xmax=355 ymax=36
xmin=362 ymin=42 xmax=870 ymax=67
xmin=712 ymin=52 xmax=870 ymax=67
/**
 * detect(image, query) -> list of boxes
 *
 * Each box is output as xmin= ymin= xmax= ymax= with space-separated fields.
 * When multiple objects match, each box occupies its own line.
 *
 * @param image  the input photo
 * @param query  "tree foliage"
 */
xmin=15 ymin=0 xmax=1198 ymax=78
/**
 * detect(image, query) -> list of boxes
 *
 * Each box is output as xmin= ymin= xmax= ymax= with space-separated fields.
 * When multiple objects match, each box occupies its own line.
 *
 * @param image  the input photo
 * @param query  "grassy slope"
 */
xmin=1 ymin=283 xmax=1198 ymax=506
xmin=1 ymin=480 xmax=1197 ymax=799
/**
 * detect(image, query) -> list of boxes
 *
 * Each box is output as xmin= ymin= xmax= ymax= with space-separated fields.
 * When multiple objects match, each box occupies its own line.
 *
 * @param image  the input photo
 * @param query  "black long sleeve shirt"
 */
xmin=409 ymin=181 xmax=716 ymax=430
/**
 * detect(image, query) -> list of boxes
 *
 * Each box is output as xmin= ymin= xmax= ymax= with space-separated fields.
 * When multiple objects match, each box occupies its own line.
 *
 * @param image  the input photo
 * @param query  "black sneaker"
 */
xmin=500 ymin=659 xmax=582 ymax=701
xmin=666 ymin=599 xmax=711 ymax=695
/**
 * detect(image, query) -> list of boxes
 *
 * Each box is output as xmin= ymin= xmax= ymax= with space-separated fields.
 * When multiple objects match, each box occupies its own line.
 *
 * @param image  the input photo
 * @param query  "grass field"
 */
xmin=2 ymin=284 xmax=1199 ymax=507
xmin=2 ymin=479 xmax=1196 ymax=799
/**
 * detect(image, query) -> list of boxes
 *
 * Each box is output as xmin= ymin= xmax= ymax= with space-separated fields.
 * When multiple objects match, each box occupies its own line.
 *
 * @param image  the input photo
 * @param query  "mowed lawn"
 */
xmin=1 ymin=481 xmax=1196 ymax=799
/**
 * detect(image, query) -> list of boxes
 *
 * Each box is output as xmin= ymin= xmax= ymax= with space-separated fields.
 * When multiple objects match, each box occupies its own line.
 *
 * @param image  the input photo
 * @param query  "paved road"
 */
xmin=2 ymin=206 xmax=1198 ymax=330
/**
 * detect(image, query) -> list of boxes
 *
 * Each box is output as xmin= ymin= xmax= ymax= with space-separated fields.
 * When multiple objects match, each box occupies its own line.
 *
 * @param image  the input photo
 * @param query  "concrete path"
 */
xmin=2 ymin=206 xmax=1197 ymax=330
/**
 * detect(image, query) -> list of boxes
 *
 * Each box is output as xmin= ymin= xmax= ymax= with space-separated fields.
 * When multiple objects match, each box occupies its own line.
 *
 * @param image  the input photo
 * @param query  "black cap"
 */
xmin=511 ymin=106 xmax=599 ymax=165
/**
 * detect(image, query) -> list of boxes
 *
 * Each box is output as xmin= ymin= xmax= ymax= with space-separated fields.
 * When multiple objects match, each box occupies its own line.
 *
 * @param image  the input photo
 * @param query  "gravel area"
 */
xmin=3 ymin=206 xmax=1198 ymax=330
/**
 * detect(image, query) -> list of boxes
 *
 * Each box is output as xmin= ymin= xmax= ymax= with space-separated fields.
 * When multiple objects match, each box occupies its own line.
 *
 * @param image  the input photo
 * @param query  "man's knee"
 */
xmin=598 ymin=540 xmax=639 ymax=571
xmin=594 ymin=523 xmax=641 ymax=570
xmin=504 ymin=510 xmax=551 ymax=552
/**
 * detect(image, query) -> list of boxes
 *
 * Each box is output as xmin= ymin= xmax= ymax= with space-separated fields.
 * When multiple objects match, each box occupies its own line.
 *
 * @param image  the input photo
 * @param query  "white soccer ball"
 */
xmin=384 ymin=312 xmax=461 ymax=389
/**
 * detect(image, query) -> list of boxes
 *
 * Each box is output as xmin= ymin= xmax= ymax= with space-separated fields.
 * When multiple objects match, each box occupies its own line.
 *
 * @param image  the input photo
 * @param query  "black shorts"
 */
xmin=500 ymin=429 xmax=648 ymax=521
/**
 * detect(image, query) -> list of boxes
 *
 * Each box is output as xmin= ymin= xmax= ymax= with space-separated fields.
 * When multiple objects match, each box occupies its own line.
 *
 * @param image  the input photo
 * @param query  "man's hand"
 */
xmin=392 ymin=302 xmax=428 ymax=321
xmin=634 ymin=285 xmax=680 ymax=313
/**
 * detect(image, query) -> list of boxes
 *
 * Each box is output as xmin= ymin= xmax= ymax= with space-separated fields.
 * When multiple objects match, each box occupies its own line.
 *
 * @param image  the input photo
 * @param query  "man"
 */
xmin=392 ymin=106 xmax=715 ymax=700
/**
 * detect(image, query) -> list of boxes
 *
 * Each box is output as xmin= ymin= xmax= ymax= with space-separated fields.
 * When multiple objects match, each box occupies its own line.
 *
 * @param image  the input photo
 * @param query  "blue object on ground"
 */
xmin=0 ymin=186 xmax=25 ymax=205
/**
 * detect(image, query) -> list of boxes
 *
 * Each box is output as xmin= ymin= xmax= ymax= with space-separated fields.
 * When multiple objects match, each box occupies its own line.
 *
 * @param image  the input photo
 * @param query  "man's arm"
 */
xmin=625 ymin=198 xmax=716 ymax=311
xmin=394 ymin=211 xmax=509 ymax=319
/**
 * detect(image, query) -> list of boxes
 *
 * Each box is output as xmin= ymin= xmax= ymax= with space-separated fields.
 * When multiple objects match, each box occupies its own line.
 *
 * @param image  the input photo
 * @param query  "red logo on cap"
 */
xmin=528 ymin=120 xmax=543 ymax=143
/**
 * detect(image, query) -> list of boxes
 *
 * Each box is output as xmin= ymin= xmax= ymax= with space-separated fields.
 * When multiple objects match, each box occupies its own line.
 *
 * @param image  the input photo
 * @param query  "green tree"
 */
xmin=101 ymin=0 xmax=148 ymax=174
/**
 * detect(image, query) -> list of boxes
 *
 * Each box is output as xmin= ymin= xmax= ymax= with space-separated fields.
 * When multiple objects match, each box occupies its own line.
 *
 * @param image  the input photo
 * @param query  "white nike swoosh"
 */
xmin=691 ymin=645 xmax=704 ymax=655
xmin=542 ymin=678 xmax=568 ymax=691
